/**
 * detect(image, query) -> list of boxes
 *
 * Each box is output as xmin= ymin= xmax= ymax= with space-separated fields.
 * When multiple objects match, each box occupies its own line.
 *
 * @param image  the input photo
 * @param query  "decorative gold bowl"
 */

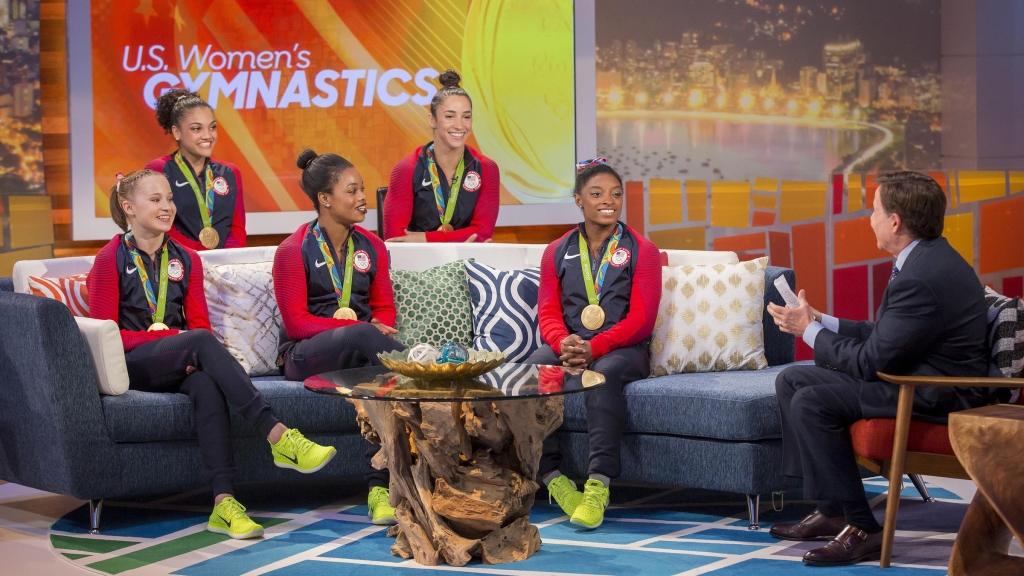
xmin=377 ymin=349 xmax=507 ymax=381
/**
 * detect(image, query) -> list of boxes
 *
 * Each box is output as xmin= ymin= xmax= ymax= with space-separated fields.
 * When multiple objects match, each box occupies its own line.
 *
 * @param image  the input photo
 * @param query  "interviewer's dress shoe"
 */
xmin=768 ymin=509 xmax=847 ymax=541
xmin=803 ymin=525 xmax=883 ymax=566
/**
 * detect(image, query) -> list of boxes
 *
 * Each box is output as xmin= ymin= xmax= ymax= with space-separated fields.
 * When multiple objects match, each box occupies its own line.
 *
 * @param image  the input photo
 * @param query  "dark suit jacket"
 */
xmin=814 ymin=237 xmax=994 ymax=419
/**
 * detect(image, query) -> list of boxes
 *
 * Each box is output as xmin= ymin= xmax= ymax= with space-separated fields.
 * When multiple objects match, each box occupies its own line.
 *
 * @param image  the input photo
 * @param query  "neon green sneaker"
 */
xmin=368 ymin=486 xmax=396 ymax=525
xmin=570 ymin=479 xmax=610 ymax=529
xmin=547 ymin=474 xmax=583 ymax=517
xmin=207 ymin=497 xmax=264 ymax=539
xmin=270 ymin=428 xmax=336 ymax=473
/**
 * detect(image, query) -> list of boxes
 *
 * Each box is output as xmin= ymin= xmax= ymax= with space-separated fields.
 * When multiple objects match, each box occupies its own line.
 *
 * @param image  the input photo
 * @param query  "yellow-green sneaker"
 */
xmin=547 ymin=474 xmax=583 ymax=517
xmin=270 ymin=429 xmax=336 ymax=473
xmin=207 ymin=497 xmax=264 ymax=539
xmin=368 ymin=486 xmax=396 ymax=525
xmin=570 ymin=479 xmax=610 ymax=529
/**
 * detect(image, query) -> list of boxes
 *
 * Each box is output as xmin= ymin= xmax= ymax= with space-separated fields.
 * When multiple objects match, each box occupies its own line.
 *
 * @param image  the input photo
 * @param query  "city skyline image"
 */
xmin=594 ymin=0 xmax=941 ymax=183
xmin=0 ymin=0 xmax=41 ymax=196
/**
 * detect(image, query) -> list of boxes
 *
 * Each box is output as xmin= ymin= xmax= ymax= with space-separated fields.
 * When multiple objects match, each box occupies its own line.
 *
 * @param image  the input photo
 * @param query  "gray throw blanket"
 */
xmin=984 ymin=287 xmax=1024 ymax=404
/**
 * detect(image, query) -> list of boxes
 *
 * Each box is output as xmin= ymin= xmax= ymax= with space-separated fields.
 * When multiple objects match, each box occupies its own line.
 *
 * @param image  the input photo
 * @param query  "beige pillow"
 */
xmin=74 ymin=317 xmax=130 ymax=395
xmin=650 ymin=258 xmax=768 ymax=375
xmin=202 ymin=259 xmax=281 ymax=376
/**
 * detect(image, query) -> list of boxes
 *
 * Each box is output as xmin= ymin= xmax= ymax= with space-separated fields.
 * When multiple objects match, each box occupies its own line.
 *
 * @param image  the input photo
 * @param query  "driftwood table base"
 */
xmin=349 ymin=396 xmax=564 ymax=566
xmin=948 ymin=404 xmax=1024 ymax=576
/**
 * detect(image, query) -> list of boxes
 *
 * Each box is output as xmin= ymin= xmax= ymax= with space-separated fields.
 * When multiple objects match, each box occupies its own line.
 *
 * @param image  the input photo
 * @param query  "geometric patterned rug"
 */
xmin=49 ymin=477 xmax=964 ymax=575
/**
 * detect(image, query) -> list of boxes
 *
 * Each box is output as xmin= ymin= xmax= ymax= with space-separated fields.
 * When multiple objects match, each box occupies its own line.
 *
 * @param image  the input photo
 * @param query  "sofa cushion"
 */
xmin=27 ymin=274 xmax=90 ymax=316
xmin=202 ymin=259 xmax=281 ymax=376
xmin=650 ymin=258 xmax=769 ymax=374
xmin=391 ymin=260 xmax=474 ymax=349
xmin=850 ymin=418 xmax=955 ymax=459
xmin=75 ymin=317 xmax=130 ymax=395
xmin=561 ymin=362 xmax=810 ymax=442
xmin=101 ymin=377 xmax=359 ymax=443
xmin=465 ymin=262 xmax=541 ymax=362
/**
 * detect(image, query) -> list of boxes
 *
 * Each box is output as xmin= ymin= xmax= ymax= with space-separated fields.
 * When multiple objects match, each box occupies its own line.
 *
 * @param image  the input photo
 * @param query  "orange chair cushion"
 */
xmin=850 ymin=419 xmax=954 ymax=460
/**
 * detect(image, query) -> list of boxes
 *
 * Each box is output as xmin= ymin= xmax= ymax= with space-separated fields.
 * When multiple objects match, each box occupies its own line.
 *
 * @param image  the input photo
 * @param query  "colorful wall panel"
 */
xmin=622 ymin=170 xmax=1024 ymax=361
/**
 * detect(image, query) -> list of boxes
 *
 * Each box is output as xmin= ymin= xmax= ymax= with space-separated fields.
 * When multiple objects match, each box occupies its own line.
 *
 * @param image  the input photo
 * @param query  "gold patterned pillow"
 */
xmin=202 ymin=260 xmax=282 ymax=376
xmin=650 ymin=257 xmax=768 ymax=375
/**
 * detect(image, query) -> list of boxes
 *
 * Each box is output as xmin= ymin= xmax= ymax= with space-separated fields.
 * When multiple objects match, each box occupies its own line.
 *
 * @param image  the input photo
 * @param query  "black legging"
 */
xmin=125 ymin=330 xmax=280 ymax=497
xmin=528 ymin=342 xmax=650 ymax=480
xmin=282 ymin=323 xmax=405 ymax=488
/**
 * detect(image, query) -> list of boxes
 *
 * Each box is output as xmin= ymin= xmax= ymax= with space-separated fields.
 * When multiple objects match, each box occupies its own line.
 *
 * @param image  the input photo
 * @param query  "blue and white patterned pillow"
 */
xmin=465 ymin=262 xmax=541 ymax=362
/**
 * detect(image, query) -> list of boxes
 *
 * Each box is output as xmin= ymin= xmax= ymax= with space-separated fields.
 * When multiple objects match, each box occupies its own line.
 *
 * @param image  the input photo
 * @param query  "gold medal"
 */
xmin=581 ymin=370 xmax=605 ymax=388
xmin=199 ymin=227 xmax=220 ymax=249
xmin=334 ymin=307 xmax=357 ymax=320
xmin=581 ymin=304 xmax=605 ymax=330
xmin=148 ymin=322 xmax=169 ymax=331
xmin=437 ymin=223 xmax=455 ymax=232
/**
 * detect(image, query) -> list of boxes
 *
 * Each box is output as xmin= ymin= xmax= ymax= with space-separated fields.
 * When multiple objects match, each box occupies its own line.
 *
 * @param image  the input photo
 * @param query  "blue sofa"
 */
xmin=0 ymin=266 xmax=799 ymax=532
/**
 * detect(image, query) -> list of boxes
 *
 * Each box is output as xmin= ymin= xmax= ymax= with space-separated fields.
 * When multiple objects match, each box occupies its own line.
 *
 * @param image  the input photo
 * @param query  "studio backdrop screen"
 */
xmin=68 ymin=0 xmax=579 ymax=240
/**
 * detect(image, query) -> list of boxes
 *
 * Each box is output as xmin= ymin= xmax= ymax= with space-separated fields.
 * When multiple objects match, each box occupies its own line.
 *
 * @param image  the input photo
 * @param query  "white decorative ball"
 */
xmin=408 ymin=343 xmax=440 ymax=364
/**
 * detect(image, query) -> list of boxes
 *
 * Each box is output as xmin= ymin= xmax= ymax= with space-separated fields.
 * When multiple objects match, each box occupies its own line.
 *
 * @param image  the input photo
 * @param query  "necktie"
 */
xmin=889 ymin=266 xmax=900 ymax=284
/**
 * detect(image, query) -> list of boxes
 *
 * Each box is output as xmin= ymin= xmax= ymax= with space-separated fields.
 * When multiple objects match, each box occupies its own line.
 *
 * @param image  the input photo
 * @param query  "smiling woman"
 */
xmin=524 ymin=158 xmax=663 ymax=531
xmin=145 ymin=89 xmax=248 ymax=251
xmin=271 ymin=149 xmax=408 ymax=525
xmin=383 ymin=69 xmax=500 ymax=244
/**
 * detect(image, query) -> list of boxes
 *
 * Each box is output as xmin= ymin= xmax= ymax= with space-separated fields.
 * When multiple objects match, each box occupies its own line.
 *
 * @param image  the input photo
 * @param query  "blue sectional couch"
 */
xmin=0 ymin=250 xmax=800 ymax=532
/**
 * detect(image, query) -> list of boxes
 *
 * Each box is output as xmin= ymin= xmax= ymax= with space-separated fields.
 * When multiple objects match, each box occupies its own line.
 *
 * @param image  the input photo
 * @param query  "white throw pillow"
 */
xmin=202 ymin=259 xmax=281 ymax=376
xmin=650 ymin=258 xmax=769 ymax=375
xmin=74 ymin=317 xmax=129 ymax=395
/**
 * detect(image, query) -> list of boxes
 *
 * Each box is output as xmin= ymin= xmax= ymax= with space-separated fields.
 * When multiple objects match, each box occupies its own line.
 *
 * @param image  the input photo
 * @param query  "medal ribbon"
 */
xmin=425 ymin=144 xmax=466 ymax=226
xmin=123 ymin=232 xmax=169 ymax=324
xmin=577 ymin=224 xmax=623 ymax=306
xmin=173 ymin=152 xmax=215 ymax=229
xmin=311 ymin=222 xmax=355 ymax=311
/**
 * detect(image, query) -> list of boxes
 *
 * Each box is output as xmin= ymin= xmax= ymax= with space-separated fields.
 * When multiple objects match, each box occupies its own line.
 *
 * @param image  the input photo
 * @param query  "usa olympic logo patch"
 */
xmin=463 ymin=171 xmax=481 ymax=192
xmin=213 ymin=177 xmax=230 ymax=196
xmin=167 ymin=258 xmax=185 ymax=281
xmin=610 ymin=247 xmax=630 ymax=267
xmin=353 ymin=250 xmax=371 ymax=273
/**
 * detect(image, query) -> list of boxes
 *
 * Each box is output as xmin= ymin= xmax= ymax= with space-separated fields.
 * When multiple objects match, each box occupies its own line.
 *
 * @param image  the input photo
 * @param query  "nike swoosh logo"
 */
xmin=422 ymin=178 xmax=432 ymax=187
xmin=220 ymin=515 xmax=232 ymax=527
xmin=126 ymin=266 xmax=137 ymax=274
xmin=282 ymin=452 xmax=299 ymax=465
xmin=175 ymin=180 xmax=189 ymax=187
xmin=315 ymin=260 xmax=327 ymax=268
xmin=563 ymin=253 xmax=580 ymax=260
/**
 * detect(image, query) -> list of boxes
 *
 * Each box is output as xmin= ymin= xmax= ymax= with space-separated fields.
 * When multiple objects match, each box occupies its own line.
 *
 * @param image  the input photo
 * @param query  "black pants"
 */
xmin=528 ymin=343 xmax=650 ymax=480
xmin=282 ymin=323 xmax=405 ymax=488
xmin=126 ymin=330 xmax=280 ymax=497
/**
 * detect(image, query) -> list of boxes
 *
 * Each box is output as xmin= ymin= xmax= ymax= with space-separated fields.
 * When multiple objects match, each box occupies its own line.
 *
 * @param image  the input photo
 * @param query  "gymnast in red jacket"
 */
xmin=384 ymin=69 xmax=498 ymax=243
xmin=146 ymin=89 xmax=247 ymax=250
xmin=529 ymin=158 xmax=662 ymax=530
xmin=272 ymin=149 xmax=405 ymax=525
xmin=88 ymin=169 xmax=335 ymax=540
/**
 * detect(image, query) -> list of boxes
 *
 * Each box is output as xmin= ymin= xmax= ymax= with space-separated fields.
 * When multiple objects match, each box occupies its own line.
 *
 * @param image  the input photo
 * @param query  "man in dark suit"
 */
xmin=766 ymin=171 xmax=994 ymax=566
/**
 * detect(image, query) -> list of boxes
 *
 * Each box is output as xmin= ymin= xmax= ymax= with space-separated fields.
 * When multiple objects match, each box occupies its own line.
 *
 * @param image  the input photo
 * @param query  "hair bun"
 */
xmin=296 ymin=148 xmax=319 ymax=170
xmin=438 ymin=69 xmax=461 ymax=88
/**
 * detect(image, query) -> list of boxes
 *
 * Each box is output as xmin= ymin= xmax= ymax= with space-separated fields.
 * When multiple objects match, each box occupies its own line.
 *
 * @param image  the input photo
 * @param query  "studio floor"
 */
xmin=1 ymin=477 xmax=1019 ymax=576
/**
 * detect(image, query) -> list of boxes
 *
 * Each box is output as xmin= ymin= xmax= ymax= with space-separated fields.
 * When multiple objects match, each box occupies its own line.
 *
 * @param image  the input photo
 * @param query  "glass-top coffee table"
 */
xmin=305 ymin=362 xmax=606 ymax=567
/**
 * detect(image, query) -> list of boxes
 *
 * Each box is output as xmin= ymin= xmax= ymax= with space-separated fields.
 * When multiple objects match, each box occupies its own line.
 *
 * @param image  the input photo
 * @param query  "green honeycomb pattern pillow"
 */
xmin=391 ymin=260 xmax=474 ymax=349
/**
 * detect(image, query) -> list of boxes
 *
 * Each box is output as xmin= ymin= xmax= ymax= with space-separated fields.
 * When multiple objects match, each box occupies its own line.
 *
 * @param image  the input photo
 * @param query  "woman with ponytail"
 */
xmin=88 ymin=170 xmax=337 ymax=539
xmin=384 ymin=69 xmax=498 ymax=243
xmin=146 ymin=89 xmax=247 ymax=250
xmin=273 ymin=149 xmax=405 ymax=525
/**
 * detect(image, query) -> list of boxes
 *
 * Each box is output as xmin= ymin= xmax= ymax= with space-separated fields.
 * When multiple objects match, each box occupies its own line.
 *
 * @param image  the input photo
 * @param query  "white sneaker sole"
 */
xmin=207 ymin=525 xmax=264 ymax=539
xmin=274 ymin=448 xmax=337 ymax=474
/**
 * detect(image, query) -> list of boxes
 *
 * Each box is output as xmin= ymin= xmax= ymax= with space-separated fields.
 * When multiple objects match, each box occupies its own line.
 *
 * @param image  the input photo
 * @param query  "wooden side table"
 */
xmin=947 ymin=404 xmax=1024 ymax=576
